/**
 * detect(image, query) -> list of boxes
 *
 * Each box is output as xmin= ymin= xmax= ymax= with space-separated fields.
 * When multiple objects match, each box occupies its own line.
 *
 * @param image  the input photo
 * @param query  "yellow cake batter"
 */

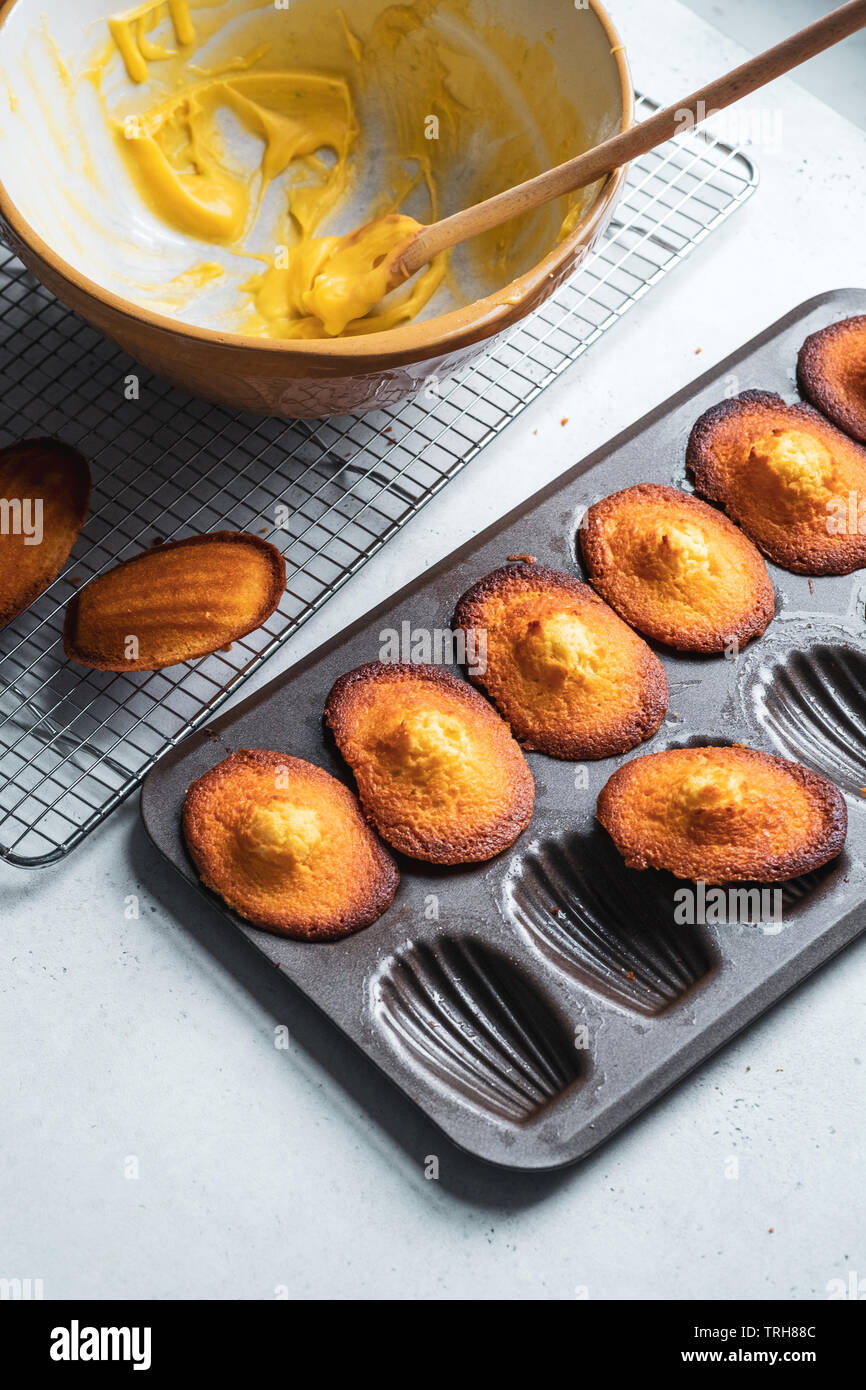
xmin=88 ymin=0 xmax=590 ymax=340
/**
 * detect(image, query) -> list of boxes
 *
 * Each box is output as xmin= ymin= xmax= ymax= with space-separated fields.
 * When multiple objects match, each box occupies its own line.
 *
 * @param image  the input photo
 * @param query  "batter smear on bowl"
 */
xmin=86 ymin=0 xmax=593 ymax=338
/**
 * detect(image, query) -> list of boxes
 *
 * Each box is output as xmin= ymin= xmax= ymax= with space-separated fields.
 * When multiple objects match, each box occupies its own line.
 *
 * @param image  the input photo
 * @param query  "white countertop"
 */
xmin=3 ymin=0 xmax=865 ymax=1301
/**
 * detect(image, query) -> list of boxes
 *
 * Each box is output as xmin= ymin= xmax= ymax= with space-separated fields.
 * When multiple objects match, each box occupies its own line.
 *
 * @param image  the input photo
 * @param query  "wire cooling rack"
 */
xmin=0 ymin=94 xmax=757 ymax=865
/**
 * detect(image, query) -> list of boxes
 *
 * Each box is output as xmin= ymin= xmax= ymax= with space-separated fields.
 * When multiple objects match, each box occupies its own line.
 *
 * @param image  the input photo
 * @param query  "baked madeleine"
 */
xmin=452 ymin=561 xmax=668 ymax=759
xmin=597 ymin=745 xmax=847 ymax=884
xmin=580 ymin=484 xmax=774 ymax=652
xmin=64 ymin=531 xmax=285 ymax=671
xmin=324 ymin=662 xmax=534 ymax=864
xmin=0 ymin=438 xmax=90 ymax=627
xmin=798 ymin=315 xmax=866 ymax=443
xmin=182 ymin=750 xmax=399 ymax=939
xmin=687 ymin=390 xmax=866 ymax=574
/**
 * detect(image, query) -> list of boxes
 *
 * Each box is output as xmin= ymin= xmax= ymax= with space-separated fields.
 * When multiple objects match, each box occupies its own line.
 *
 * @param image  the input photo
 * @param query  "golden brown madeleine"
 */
xmin=324 ymin=662 xmax=534 ymax=864
xmin=64 ymin=531 xmax=285 ymax=671
xmin=0 ymin=438 xmax=90 ymax=627
xmin=687 ymin=390 xmax=866 ymax=575
xmin=182 ymin=750 xmax=399 ymax=940
xmin=452 ymin=561 xmax=668 ymax=759
xmin=798 ymin=315 xmax=866 ymax=444
xmin=580 ymin=483 xmax=774 ymax=653
xmin=597 ymin=745 xmax=847 ymax=884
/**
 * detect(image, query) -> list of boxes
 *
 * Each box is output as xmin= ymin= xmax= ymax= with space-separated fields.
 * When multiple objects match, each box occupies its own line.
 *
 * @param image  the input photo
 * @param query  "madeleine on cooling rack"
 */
xmin=64 ymin=531 xmax=285 ymax=671
xmin=0 ymin=438 xmax=90 ymax=627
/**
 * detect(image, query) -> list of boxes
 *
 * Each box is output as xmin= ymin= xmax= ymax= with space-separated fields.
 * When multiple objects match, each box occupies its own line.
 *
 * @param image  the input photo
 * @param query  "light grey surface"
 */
xmin=682 ymin=0 xmax=866 ymax=129
xmin=2 ymin=0 xmax=865 ymax=1299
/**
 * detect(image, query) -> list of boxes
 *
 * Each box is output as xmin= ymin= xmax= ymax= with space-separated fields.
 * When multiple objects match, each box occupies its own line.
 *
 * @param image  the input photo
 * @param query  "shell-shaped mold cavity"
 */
xmin=774 ymin=866 xmax=839 ymax=911
xmin=749 ymin=643 xmax=866 ymax=794
xmin=500 ymin=830 xmax=718 ymax=1015
xmin=371 ymin=937 xmax=584 ymax=1123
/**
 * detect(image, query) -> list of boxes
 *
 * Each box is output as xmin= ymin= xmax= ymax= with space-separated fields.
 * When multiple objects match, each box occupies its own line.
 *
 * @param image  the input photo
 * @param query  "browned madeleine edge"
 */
xmin=0 ymin=438 xmax=91 ymax=627
xmin=579 ymin=482 xmax=775 ymax=652
xmin=596 ymin=746 xmax=848 ymax=884
xmin=686 ymin=390 xmax=866 ymax=576
xmin=324 ymin=661 xmax=535 ymax=864
xmin=451 ymin=560 xmax=668 ymax=759
xmin=182 ymin=748 xmax=399 ymax=940
xmin=797 ymin=315 xmax=866 ymax=445
xmin=63 ymin=530 xmax=286 ymax=672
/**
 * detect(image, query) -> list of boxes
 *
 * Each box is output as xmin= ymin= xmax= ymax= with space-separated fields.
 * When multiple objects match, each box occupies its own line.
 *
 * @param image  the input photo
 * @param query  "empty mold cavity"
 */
xmin=371 ymin=936 xmax=584 ymax=1124
xmin=748 ymin=643 xmax=866 ymax=794
xmin=499 ymin=828 xmax=718 ymax=1016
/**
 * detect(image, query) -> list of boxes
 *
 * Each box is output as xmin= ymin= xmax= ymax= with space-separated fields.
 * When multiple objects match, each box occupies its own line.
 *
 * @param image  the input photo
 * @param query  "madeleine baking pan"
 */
xmin=142 ymin=289 xmax=866 ymax=1170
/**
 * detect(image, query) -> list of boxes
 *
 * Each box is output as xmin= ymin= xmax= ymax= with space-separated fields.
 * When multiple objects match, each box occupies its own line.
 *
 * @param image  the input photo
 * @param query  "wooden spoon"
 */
xmin=392 ymin=0 xmax=866 ymax=283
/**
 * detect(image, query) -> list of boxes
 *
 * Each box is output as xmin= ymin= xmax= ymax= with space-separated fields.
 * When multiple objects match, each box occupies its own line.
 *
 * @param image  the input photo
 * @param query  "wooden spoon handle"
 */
xmin=401 ymin=0 xmax=866 ymax=277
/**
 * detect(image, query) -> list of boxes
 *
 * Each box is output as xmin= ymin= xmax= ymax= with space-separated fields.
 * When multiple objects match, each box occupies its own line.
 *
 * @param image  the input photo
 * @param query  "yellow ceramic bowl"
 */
xmin=0 ymin=0 xmax=631 ymax=418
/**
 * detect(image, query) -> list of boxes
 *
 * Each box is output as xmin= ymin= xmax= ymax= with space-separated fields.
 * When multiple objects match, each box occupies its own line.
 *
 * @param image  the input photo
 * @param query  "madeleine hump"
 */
xmin=687 ymin=390 xmax=866 ymax=575
xmin=182 ymin=749 xmax=399 ymax=939
xmin=452 ymin=561 xmax=668 ymax=759
xmin=597 ymin=745 xmax=847 ymax=884
xmin=324 ymin=661 xmax=534 ymax=865
xmin=63 ymin=531 xmax=286 ymax=672
xmin=580 ymin=483 xmax=774 ymax=652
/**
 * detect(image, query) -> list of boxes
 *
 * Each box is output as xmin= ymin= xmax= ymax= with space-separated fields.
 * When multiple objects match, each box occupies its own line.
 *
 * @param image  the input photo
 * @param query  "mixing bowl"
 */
xmin=0 ymin=0 xmax=631 ymax=418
